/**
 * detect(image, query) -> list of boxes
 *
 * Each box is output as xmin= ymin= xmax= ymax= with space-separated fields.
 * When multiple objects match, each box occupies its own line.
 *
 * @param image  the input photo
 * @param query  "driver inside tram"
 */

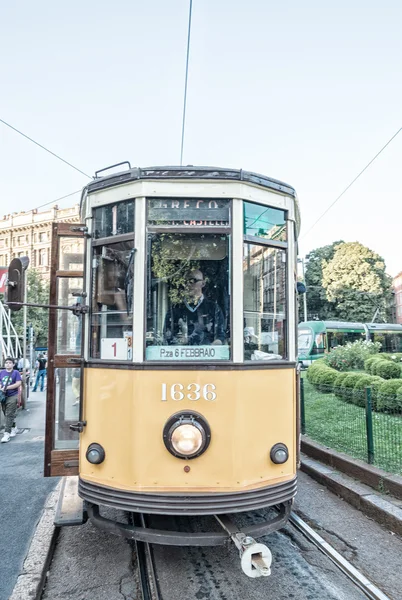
xmin=163 ymin=269 xmax=225 ymax=346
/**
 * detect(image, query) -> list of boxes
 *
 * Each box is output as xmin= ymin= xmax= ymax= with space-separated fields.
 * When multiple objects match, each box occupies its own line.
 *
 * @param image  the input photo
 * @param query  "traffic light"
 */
xmin=26 ymin=327 xmax=29 ymax=342
xmin=6 ymin=256 xmax=30 ymax=311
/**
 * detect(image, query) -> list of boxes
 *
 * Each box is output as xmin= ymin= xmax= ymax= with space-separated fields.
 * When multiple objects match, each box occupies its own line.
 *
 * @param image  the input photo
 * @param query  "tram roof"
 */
xmin=86 ymin=165 xmax=297 ymax=197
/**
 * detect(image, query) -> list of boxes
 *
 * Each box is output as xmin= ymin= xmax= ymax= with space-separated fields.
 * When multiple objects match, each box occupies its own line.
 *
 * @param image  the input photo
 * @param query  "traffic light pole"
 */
xmin=22 ymin=283 xmax=27 ymax=410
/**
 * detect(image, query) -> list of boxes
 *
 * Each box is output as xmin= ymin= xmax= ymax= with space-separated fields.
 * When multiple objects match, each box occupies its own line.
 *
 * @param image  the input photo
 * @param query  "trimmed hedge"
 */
xmin=333 ymin=372 xmax=350 ymax=397
xmin=353 ymin=374 xmax=384 ymax=408
xmin=364 ymin=357 xmax=382 ymax=374
xmin=374 ymin=360 xmax=401 ymax=380
xmin=339 ymin=373 xmax=363 ymax=403
xmin=377 ymin=380 xmax=402 ymax=411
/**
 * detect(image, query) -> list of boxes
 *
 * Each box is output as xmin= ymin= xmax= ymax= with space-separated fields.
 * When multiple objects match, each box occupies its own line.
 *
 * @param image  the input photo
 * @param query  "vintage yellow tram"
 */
xmin=8 ymin=165 xmax=302 ymax=577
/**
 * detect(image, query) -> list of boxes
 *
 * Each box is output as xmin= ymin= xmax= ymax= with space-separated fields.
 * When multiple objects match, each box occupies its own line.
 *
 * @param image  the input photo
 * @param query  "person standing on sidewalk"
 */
xmin=32 ymin=354 xmax=47 ymax=392
xmin=1 ymin=357 xmax=22 ymax=443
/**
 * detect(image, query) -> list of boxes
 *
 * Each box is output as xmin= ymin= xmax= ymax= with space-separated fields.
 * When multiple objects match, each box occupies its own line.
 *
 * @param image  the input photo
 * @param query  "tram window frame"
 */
xmin=89 ymin=199 xmax=135 ymax=360
xmin=145 ymin=198 xmax=232 ymax=362
xmin=243 ymin=201 xmax=288 ymax=362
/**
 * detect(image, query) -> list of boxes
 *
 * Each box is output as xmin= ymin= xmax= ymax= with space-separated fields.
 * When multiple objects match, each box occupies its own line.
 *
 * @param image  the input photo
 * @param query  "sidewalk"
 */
xmin=300 ymin=437 xmax=402 ymax=536
xmin=0 ymin=388 xmax=58 ymax=600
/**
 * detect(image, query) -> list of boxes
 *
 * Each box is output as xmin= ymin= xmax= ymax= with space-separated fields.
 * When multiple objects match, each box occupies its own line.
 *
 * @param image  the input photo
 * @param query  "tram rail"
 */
xmin=131 ymin=510 xmax=393 ymax=600
xmin=289 ymin=513 xmax=391 ymax=600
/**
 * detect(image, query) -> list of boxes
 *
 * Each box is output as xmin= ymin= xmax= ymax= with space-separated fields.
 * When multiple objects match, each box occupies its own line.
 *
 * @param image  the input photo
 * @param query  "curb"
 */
xmin=9 ymin=482 xmax=61 ymax=600
xmin=301 ymin=438 xmax=402 ymax=500
xmin=300 ymin=455 xmax=402 ymax=536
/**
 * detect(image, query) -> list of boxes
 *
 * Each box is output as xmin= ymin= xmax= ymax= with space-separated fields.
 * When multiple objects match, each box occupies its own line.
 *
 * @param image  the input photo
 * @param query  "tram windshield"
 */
xmin=298 ymin=329 xmax=312 ymax=352
xmin=146 ymin=232 xmax=230 ymax=360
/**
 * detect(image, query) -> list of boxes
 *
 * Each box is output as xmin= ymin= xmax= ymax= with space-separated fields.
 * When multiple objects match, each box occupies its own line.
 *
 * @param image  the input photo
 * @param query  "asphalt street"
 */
xmin=0 ymin=390 xmax=57 ymax=600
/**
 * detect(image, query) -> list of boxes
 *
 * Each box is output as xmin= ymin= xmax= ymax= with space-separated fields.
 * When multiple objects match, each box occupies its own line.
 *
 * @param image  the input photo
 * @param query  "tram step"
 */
xmin=55 ymin=476 xmax=86 ymax=527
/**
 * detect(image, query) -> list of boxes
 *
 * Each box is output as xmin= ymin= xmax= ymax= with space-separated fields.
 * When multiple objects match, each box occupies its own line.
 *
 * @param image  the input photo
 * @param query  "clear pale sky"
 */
xmin=1 ymin=1 xmax=401 ymax=275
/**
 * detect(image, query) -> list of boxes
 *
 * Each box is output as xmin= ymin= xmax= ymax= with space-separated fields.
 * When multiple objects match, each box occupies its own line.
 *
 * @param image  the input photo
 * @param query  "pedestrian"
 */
xmin=1 ymin=357 xmax=22 ymax=443
xmin=32 ymin=354 xmax=47 ymax=392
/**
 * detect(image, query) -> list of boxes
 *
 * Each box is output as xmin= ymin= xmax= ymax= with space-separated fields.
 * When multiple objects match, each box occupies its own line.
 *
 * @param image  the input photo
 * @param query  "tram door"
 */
xmin=44 ymin=223 xmax=85 ymax=477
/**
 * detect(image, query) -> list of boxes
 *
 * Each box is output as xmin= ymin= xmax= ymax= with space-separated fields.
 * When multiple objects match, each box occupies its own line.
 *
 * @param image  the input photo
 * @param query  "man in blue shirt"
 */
xmin=1 ymin=357 xmax=22 ymax=443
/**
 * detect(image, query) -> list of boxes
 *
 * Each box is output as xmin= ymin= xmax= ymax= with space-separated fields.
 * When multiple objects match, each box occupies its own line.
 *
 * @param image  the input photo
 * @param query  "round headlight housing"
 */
xmin=270 ymin=443 xmax=289 ymax=465
xmin=86 ymin=443 xmax=105 ymax=465
xmin=163 ymin=412 xmax=211 ymax=459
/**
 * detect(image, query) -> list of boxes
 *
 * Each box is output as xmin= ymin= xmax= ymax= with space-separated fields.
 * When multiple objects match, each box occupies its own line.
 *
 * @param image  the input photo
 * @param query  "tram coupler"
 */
xmin=214 ymin=515 xmax=272 ymax=578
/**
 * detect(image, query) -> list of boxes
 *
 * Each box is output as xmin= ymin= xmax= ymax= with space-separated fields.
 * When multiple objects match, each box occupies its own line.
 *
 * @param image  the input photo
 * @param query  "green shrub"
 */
xmin=388 ymin=353 xmax=402 ymax=363
xmin=371 ymin=359 xmax=389 ymax=376
xmin=316 ymin=368 xmax=339 ymax=392
xmin=323 ymin=339 xmax=381 ymax=371
xmin=376 ymin=380 xmax=402 ymax=411
xmin=340 ymin=373 xmax=364 ymax=403
xmin=353 ymin=374 xmax=384 ymax=408
xmin=364 ymin=356 xmax=382 ymax=374
xmin=306 ymin=361 xmax=330 ymax=385
xmin=333 ymin=372 xmax=351 ymax=397
xmin=374 ymin=361 xmax=401 ymax=380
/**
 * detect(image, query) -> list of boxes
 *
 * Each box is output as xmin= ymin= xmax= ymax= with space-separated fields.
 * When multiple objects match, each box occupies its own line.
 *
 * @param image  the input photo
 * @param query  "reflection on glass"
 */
xmin=146 ymin=233 xmax=230 ymax=361
xmin=91 ymin=240 xmax=134 ymax=359
xmin=57 ymin=278 xmax=82 ymax=354
xmin=244 ymin=202 xmax=286 ymax=241
xmin=93 ymin=200 xmax=134 ymax=239
xmin=54 ymin=368 xmax=79 ymax=449
xmin=371 ymin=332 xmax=402 ymax=353
xmin=243 ymin=244 xmax=286 ymax=360
xmin=59 ymin=238 xmax=84 ymax=271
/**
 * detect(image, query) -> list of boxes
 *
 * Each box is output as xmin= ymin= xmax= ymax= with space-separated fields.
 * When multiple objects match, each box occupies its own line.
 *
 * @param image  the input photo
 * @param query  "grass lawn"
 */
xmin=303 ymin=378 xmax=402 ymax=476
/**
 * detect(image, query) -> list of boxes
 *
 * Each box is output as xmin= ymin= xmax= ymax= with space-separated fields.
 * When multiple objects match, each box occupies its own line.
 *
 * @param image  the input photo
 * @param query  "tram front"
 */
xmin=45 ymin=165 xmax=301 ymax=577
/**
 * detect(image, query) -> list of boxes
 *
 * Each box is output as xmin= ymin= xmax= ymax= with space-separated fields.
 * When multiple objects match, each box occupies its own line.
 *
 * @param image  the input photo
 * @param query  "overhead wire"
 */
xmin=300 ymin=126 xmax=402 ymax=239
xmin=0 ymin=117 xmax=92 ymax=179
xmin=180 ymin=0 xmax=193 ymax=166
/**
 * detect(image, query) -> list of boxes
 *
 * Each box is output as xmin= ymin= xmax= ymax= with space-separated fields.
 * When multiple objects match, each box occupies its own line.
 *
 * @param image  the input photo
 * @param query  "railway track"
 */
xmin=133 ymin=511 xmax=393 ymax=600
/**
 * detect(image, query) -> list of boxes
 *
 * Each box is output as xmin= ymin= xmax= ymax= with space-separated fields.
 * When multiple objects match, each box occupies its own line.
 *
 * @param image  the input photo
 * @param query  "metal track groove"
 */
xmin=289 ymin=513 xmax=391 ymax=600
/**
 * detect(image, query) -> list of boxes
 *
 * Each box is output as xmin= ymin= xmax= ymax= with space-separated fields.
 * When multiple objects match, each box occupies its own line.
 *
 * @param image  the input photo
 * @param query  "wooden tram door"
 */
xmin=45 ymin=223 xmax=85 ymax=477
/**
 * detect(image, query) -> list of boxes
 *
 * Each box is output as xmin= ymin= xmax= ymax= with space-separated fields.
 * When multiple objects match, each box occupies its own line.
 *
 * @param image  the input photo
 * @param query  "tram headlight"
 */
xmin=163 ymin=412 xmax=211 ymax=459
xmin=86 ymin=443 xmax=105 ymax=465
xmin=270 ymin=443 xmax=289 ymax=465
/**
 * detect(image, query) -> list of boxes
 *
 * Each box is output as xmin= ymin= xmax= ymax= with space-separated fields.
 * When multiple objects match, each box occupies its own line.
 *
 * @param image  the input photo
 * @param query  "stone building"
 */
xmin=0 ymin=205 xmax=80 ymax=279
xmin=393 ymin=271 xmax=402 ymax=324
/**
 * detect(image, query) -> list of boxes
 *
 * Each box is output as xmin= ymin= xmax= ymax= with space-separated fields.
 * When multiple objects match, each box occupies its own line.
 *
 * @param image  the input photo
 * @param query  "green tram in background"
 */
xmin=298 ymin=321 xmax=402 ymax=367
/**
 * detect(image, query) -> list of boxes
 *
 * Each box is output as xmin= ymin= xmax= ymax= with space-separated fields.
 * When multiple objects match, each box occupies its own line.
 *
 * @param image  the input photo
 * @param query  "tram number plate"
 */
xmin=161 ymin=383 xmax=217 ymax=402
xmin=101 ymin=338 xmax=128 ymax=360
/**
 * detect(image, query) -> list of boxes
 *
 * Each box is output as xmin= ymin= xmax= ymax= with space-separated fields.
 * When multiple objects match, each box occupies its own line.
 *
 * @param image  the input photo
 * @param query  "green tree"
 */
xmin=11 ymin=270 xmax=50 ymax=347
xmin=302 ymin=241 xmax=343 ymax=320
xmin=321 ymin=242 xmax=392 ymax=322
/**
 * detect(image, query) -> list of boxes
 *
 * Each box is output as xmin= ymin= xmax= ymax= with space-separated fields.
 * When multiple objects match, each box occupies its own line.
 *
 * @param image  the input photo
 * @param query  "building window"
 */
xmin=39 ymin=232 xmax=47 ymax=242
xmin=0 ymin=238 xmax=4 ymax=249
xmin=39 ymin=249 xmax=47 ymax=266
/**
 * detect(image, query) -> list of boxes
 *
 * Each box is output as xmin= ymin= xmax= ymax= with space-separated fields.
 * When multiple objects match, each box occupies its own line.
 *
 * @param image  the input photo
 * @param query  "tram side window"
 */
xmin=90 ymin=240 xmax=135 ymax=359
xmin=243 ymin=244 xmax=286 ymax=360
xmin=372 ymin=332 xmax=402 ymax=353
xmin=93 ymin=201 xmax=134 ymax=239
xmin=146 ymin=233 xmax=230 ymax=361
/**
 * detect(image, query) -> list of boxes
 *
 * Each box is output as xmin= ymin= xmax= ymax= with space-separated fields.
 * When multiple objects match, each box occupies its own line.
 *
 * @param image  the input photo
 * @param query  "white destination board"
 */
xmin=146 ymin=345 xmax=230 ymax=361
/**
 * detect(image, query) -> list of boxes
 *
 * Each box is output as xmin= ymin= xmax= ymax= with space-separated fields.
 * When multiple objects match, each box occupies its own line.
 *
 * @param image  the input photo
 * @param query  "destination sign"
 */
xmin=146 ymin=345 xmax=230 ymax=361
xmin=148 ymin=198 xmax=230 ymax=227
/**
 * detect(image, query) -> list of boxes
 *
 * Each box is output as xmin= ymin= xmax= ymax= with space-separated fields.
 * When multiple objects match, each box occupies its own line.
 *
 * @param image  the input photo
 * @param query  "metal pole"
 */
xmin=300 ymin=378 xmax=306 ymax=435
xmin=365 ymin=387 xmax=374 ymax=464
xmin=22 ymin=281 xmax=27 ymax=409
xmin=302 ymin=259 xmax=307 ymax=322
